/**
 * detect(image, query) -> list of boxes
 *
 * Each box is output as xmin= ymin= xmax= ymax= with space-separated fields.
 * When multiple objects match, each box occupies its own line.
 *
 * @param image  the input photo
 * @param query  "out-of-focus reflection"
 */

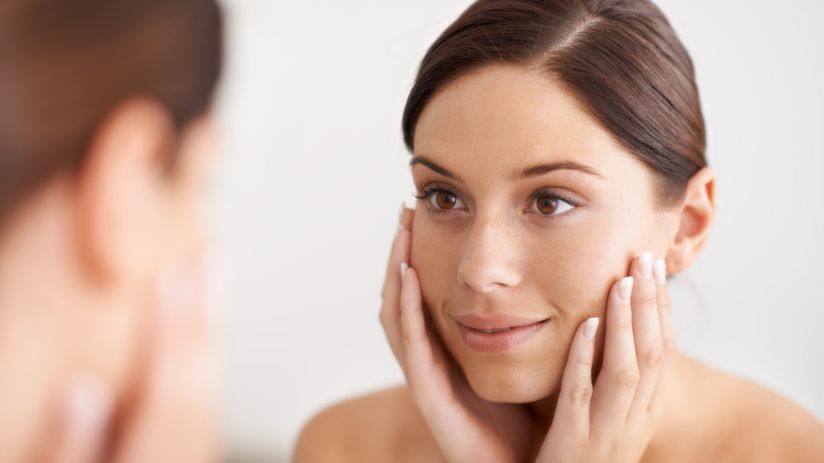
xmin=0 ymin=0 xmax=223 ymax=461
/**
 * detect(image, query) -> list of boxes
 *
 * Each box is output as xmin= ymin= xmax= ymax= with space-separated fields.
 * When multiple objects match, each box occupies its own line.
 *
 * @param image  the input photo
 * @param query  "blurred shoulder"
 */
xmin=293 ymin=385 xmax=443 ymax=463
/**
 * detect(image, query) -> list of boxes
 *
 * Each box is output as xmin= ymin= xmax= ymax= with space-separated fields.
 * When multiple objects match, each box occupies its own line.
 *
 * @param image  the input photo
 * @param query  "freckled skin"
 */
xmin=410 ymin=64 xmax=676 ymax=403
xmin=295 ymin=64 xmax=824 ymax=463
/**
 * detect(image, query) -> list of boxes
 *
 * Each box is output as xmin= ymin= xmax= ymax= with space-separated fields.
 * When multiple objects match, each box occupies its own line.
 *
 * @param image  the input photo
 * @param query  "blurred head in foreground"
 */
xmin=0 ymin=0 xmax=223 ymax=459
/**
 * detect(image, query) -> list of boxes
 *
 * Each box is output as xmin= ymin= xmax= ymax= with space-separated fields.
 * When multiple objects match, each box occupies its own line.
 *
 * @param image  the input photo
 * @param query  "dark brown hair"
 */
xmin=0 ymin=0 xmax=223 ymax=224
xmin=402 ymin=0 xmax=706 ymax=203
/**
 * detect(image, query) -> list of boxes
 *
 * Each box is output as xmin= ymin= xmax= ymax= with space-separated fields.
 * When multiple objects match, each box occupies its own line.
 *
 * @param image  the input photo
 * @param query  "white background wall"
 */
xmin=211 ymin=1 xmax=824 ymax=460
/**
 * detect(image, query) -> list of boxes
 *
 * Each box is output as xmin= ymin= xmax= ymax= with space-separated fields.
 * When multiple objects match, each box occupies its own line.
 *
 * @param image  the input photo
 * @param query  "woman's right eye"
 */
xmin=420 ymin=189 xmax=466 ymax=211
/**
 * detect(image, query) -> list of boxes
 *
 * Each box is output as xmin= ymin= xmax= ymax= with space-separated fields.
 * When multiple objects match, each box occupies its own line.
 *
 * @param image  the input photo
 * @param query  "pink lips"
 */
xmin=452 ymin=314 xmax=550 ymax=354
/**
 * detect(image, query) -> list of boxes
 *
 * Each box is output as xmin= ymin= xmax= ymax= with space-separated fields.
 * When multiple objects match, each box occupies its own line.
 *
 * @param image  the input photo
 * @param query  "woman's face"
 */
xmin=410 ymin=64 xmax=680 ymax=403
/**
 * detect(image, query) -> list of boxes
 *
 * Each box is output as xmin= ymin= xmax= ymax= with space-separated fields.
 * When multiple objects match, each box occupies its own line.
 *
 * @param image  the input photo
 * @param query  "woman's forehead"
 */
xmin=413 ymin=65 xmax=633 ymax=182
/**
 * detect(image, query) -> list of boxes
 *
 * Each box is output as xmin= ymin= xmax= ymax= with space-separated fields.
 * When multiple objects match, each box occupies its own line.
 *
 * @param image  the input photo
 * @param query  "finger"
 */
xmin=591 ymin=276 xmax=637 ymax=437
xmin=648 ymin=258 xmax=676 ymax=418
xmin=399 ymin=264 xmax=494 ymax=462
xmin=379 ymin=205 xmax=414 ymax=363
xmin=551 ymin=317 xmax=600 ymax=437
xmin=47 ymin=378 xmax=113 ymax=463
xmin=114 ymin=264 xmax=220 ymax=463
xmin=626 ymin=252 xmax=665 ymax=424
xmin=399 ymin=265 xmax=456 ymax=418
xmin=380 ymin=204 xmax=415 ymax=299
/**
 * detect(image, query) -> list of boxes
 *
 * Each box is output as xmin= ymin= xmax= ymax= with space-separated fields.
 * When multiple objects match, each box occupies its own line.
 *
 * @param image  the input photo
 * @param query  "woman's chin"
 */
xmin=463 ymin=366 xmax=561 ymax=404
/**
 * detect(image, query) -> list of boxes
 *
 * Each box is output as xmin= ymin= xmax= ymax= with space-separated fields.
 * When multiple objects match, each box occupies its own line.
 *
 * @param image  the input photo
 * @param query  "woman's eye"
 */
xmin=535 ymin=195 xmax=574 ymax=216
xmin=427 ymin=190 xmax=464 ymax=210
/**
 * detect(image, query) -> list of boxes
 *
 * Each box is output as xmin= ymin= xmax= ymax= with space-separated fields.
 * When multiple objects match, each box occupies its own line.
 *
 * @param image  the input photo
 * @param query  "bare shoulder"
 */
xmin=683 ymin=356 xmax=824 ymax=462
xmin=729 ymin=373 xmax=824 ymax=461
xmin=292 ymin=385 xmax=443 ymax=463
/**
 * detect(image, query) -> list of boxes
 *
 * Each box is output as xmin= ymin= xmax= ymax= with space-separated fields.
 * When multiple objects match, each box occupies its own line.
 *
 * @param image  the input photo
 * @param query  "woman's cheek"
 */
xmin=528 ymin=224 xmax=635 ymax=320
xmin=410 ymin=221 xmax=457 ymax=315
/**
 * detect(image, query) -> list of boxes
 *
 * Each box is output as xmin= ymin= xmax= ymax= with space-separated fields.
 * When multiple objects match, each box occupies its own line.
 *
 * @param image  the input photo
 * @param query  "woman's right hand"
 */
xmin=380 ymin=206 xmax=675 ymax=463
xmin=380 ymin=206 xmax=535 ymax=463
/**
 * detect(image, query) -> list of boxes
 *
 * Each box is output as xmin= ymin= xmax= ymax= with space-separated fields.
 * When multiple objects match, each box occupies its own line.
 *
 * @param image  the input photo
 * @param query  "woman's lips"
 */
xmin=452 ymin=314 xmax=550 ymax=354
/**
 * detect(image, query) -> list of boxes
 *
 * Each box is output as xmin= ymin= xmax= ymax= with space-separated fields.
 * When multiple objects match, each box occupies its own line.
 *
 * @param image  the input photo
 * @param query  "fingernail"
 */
xmin=619 ymin=276 xmax=634 ymax=302
xmin=653 ymin=259 xmax=667 ymax=284
xmin=639 ymin=252 xmax=654 ymax=280
xmin=64 ymin=377 xmax=112 ymax=441
xmin=400 ymin=262 xmax=408 ymax=277
xmin=583 ymin=317 xmax=600 ymax=340
xmin=399 ymin=202 xmax=407 ymax=223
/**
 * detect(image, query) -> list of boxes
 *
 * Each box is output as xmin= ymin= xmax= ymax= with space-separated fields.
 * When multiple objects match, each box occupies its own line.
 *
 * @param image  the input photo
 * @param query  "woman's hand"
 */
xmin=535 ymin=252 xmax=676 ymax=463
xmin=45 ymin=264 xmax=221 ymax=463
xmin=381 ymin=206 xmax=533 ymax=463
xmin=380 ymin=206 xmax=675 ymax=463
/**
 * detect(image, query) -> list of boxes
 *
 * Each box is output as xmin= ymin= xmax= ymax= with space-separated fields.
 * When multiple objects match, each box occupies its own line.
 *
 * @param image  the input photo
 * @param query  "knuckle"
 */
xmin=614 ymin=367 xmax=640 ymax=388
xmin=569 ymin=384 xmax=594 ymax=406
xmin=614 ymin=318 xmax=634 ymax=334
xmin=636 ymin=290 xmax=658 ymax=308
xmin=401 ymin=325 xmax=420 ymax=346
xmin=574 ymin=351 xmax=594 ymax=368
xmin=642 ymin=344 xmax=665 ymax=369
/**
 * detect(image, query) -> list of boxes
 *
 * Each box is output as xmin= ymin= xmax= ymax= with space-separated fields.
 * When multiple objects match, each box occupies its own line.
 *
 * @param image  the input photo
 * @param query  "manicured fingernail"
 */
xmin=639 ymin=252 xmax=654 ymax=280
xmin=583 ymin=317 xmax=600 ymax=340
xmin=619 ymin=276 xmax=634 ymax=302
xmin=400 ymin=262 xmax=408 ymax=277
xmin=64 ymin=377 xmax=112 ymax=441
xmin=653 ymin=259 xmax=667 ymax=284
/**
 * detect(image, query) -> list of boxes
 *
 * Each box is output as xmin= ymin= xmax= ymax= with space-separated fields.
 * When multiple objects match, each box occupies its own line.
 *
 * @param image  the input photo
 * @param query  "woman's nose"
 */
xmin=456 ymin=217 xmax=522 ymax=293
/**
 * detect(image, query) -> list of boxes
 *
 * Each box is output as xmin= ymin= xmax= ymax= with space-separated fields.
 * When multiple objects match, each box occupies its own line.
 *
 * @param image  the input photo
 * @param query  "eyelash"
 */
xmin=413 ymin=185 xmax=583 ymax=218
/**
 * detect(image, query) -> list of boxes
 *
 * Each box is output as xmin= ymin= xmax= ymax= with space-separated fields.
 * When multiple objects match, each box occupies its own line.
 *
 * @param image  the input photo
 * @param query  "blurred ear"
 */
xmin=75 ymin=98 xmax=176 ymax=284
xmin=665 ymin=167 xmax=716 ymax=274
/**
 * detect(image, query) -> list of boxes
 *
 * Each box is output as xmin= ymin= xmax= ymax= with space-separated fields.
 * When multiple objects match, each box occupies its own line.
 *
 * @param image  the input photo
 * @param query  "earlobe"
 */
xmin=74 ymin=98 xmax=176 ymax=284
xmin=665 ymin=168 xmax=716 ymax=274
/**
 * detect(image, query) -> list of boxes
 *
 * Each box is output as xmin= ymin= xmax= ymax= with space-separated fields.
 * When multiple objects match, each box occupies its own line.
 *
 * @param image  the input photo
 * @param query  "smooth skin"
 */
xmin=297 ymin=210 xmax=824 ymax=463
xmin=295 ymin=65 xmax=824 ymax=462
xmin=387 ymin=210 xmax=673 ymax=462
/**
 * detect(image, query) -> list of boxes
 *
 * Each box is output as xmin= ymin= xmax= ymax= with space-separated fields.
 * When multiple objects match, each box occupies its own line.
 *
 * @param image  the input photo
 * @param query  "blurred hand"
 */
xmin=45 ymin=264 xmax=222 ymax=463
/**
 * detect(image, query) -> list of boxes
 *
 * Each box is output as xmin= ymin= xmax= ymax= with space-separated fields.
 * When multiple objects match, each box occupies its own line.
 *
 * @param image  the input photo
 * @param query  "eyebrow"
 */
xmin=517 ymin=161 xmax=604 ymax=180
xmin=409 ymin=156 xmax=463 ymax=182
xmin=409 ymin=155 xmax=604 ymax=182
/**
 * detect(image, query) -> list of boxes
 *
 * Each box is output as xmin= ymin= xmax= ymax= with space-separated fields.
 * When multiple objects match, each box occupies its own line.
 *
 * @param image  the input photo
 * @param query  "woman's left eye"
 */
xmin=533 ymin=194 xmax=575 ymax=216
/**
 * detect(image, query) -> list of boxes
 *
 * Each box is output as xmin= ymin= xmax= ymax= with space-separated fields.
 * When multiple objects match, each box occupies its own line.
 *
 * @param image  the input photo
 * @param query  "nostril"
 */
xmin=457 ymin=263 xmax=520 ymax=293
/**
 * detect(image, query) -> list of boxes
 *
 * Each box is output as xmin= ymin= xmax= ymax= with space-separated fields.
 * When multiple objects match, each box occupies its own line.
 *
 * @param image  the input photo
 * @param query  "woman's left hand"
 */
xmin=535 ymin=253 xmax=676 ymax=463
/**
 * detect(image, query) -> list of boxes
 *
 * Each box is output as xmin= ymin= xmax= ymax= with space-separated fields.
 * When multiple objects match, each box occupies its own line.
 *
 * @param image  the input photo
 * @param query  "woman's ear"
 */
xmin=665 ymin=167 xmax=716 ymax=274
xmin=74 ymin=98 xmax=177 ymax=285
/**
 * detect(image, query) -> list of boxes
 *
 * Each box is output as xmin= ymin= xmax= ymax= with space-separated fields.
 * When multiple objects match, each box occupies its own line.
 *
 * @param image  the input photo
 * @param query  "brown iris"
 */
xmin=536 ymin=196 xmax=559 ymax=215
xmin=434 ymin=191 xmax=458 ymax=209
